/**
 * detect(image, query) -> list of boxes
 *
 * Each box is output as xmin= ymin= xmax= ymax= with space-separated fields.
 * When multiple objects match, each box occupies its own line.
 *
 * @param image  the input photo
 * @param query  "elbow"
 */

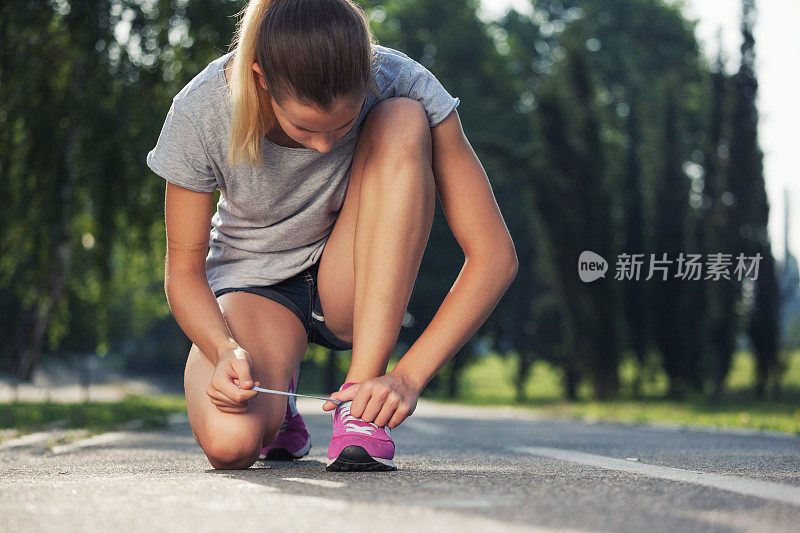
xmin=511 ymin=251 xmax=520 ymax=280
xmin=504 ymin=247 xmax=519 ymax=285
xmin=467 ymin=243 xmax=518 ymax=284
xmin=486 ymin=225 xmax=518 ymax=284
xmin=498 ymin=232 xmax=519 ymax=285
xmin=163 ymin=268 xmax=203 ymax=306
xmin=164 ymin=275 xmax=175 ymax=309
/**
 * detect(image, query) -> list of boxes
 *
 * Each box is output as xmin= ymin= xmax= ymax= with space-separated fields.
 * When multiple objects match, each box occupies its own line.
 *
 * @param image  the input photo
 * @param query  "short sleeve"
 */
xmin=390 ymin=59 xmax=461 ymax=127
xmin=146 ymin=100 xmax=218 ymax=193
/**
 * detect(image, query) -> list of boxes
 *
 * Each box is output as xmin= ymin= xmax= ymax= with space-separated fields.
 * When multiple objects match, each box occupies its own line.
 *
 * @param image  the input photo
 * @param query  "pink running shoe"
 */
xmin=259 ymin=366 xmax=311 ymax=461
xmin=327 ymin=382 xmax=396 ymax=471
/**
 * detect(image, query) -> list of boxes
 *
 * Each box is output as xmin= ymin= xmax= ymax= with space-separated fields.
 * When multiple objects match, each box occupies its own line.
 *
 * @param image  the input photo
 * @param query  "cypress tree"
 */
xmin=650 ymin=75 xmax=692 ymax=397
xmin=731 ymin=0 xmax=780 ymax=398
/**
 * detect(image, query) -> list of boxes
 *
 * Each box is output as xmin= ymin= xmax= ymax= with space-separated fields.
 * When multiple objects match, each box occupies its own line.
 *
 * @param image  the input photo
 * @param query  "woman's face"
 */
xmin=270 ymin=93 xmax=365 ymax=153
xmin=252 ymin=62 xmax=364 ymax=153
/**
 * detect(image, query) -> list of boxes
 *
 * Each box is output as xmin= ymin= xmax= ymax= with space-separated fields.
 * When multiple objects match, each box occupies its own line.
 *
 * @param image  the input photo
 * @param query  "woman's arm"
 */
xmin=163 ymin=182 xmax=239 ymax=365
xmin=325 ymin=110 xmax=518 ymax=426
xmin=391 ymin=109 xmax=518 ymax=390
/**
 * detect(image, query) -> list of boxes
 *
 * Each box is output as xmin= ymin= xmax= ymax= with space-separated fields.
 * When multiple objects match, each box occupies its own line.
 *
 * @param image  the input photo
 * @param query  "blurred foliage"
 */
xmin=0 ymin=393 xmax=186 ymax=433
xmin=425 ymin=350 xmax=800 ymax=434
xmin=1 ymin=0 xmax=793 ymax=405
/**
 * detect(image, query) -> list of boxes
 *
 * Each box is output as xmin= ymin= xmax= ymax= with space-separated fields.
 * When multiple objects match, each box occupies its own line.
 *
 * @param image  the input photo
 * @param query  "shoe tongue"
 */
xmin=339 ymin=381 xmax=358 ymax=392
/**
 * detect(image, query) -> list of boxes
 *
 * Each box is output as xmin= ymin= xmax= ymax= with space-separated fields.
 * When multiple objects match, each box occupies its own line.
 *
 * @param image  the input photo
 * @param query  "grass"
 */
xmin=425 ymin=350 xmax=800 ymax=435
xmin=3 ymin=351 xmax=799 ymax=438
xmin=0 ymin=394 xmax=187 ymax=441
xmin=520 ymin=397 xmax=800 ymax=434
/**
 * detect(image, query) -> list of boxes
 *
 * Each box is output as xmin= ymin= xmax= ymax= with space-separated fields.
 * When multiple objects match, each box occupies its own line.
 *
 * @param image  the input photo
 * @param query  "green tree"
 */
xmin=0 ymin=1 xmax=240 ymax=379
xmin=649 ymin=74 xmax=695 ymax=397
xmin=620 ymin=91 xmax=649 ymax=397
xmin=731 ymin=0 xmax=780 ymax=399
xmin=706 ymin=0 xmax=777 ymax=398
xmin=365 ymin=0 xmax=528 ymax=398
xmin=530 ymin=32 xmax=621 ymax=399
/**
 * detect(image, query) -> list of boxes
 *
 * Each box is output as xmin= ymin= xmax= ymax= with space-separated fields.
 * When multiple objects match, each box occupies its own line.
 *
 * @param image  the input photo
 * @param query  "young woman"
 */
xmin=147 ymin=0 xmax=517 ymax=472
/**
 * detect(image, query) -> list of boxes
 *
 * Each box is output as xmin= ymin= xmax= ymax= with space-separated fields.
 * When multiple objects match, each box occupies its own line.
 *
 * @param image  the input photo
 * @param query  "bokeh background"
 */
xmin=2 ymin=0 xmax=799 ymax=432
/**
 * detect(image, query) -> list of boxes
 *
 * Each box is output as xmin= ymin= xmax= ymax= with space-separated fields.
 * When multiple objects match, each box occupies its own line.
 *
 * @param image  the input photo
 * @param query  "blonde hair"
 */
xmin=227 ymin=0 xmax=381 ymax=166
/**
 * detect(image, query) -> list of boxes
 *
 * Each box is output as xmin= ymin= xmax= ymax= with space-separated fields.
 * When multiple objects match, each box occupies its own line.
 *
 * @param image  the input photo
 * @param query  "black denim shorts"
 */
xmin=213 ymin=261 xmax=353 ymax=351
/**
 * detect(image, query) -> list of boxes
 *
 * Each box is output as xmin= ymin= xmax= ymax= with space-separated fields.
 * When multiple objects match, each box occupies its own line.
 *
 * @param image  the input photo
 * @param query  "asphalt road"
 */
xmin=1 ymin=399 xmax=799 ymax=532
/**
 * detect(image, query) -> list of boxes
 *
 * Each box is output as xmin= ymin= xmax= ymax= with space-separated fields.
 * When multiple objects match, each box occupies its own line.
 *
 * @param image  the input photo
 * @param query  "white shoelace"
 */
xmin=337 ymin=402 xmax=378 ymax=435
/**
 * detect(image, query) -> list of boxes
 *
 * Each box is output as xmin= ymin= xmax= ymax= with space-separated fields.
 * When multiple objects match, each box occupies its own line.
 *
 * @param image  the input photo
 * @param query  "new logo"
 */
xmin=578 ymin=250 xmax=608 ymax=283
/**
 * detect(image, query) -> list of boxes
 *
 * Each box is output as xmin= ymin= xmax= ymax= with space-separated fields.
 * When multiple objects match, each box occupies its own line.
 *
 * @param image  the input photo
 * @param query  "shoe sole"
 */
xmin=326 ymin=445 xmax=397 ymax=472
xmin=259 ymin=440 xmax=311 ymax=461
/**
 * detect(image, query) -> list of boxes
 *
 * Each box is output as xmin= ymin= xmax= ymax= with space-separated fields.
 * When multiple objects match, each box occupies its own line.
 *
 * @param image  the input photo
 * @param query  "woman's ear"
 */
xmin=251 ymin=62 xmax=268 ymax=91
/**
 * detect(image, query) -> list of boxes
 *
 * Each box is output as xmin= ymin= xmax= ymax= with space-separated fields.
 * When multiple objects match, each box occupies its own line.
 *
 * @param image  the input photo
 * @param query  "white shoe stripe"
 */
xmin=326 ymin=453 xmax=396 ymax=469
xmin=374 ymin=457 xmax=397 ymax=468
xmin=292 ymin=439 xmax=312 ymax=458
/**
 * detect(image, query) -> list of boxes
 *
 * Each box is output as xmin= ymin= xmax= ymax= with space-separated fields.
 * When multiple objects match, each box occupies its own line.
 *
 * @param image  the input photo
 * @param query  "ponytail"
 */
xmin=227 ymin=0 xmax=380 ymax=167
xmin=228 ymin=0 xmax=276 ymax=167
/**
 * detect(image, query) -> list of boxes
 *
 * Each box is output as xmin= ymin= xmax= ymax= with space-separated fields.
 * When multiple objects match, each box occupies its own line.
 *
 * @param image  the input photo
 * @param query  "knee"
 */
xmin=201 ymin=414 xmax=285 ymax=470
xmin=204 ymin=435 xmax=262 ymax=470
xmin=365 ymin=97 xmax=431 ymax=160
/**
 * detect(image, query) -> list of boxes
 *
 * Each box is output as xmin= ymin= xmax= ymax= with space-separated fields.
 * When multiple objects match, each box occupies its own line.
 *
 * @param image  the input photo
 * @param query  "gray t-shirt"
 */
xmin=146 ymin=44 xmax=460 ymax=293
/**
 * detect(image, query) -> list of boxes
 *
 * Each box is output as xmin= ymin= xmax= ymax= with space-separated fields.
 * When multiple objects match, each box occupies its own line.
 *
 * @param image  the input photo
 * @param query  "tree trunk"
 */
xmin=13 ymin=127 xmax=77 ymax=380
xmin=515 ymin=352 xmax=533 ymax=402
xmin=325 ymin=349 xmax=337 ymax=393
xmin=447 ymin=355 xmax=464 ymax=400
xmin=564 ymin=362 xmax=578 ymax=400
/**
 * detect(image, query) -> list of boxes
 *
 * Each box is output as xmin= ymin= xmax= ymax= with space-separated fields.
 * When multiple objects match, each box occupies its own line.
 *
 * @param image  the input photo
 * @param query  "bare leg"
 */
xmin=316 ymin=97 xmax=435 ymax=382
xmin=184 ymin=292 xmax=308 ymax=469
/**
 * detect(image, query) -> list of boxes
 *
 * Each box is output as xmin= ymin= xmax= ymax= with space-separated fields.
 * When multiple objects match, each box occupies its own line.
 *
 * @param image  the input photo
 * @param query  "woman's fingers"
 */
xmin=230 ymin=357 xmax=256 ymax=389
xmin=208 ymin=379 xmax=245 ymax=405
xmin=359 ymin=391 xmax=388 ymax=423
xmin=206 ymin=386 xmax=242 ymax=408
xmin=208 ymin=390 xmax=248 ymax=413
xmin=233 ymin=378 xmax=261 ymax=388
xmin=348 ymin=386 xmax=371 ymax=419
xmin=387 ymin=406 xmax=410 ymax=428
xmin=211 ymin=400 xmax=247 ymax=414
xmin=372 ymin=396 xmax=400 ymax=428
xmin=205 ymin=346 xmax=262 ymax=414
xmin=207 ymin=378 xmax=258 ymax=408
xmin=217 ymin=361 xmax=258 ymax=405
xmin=323 ymin=385 xmax=359 ymax=412
xmin=210 ymin=398 xmax=247 ymax=413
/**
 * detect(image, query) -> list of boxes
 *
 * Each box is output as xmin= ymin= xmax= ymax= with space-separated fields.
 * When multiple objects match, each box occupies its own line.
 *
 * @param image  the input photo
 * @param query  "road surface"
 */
xmin=1 ymin=399 xmax=799 ymax=532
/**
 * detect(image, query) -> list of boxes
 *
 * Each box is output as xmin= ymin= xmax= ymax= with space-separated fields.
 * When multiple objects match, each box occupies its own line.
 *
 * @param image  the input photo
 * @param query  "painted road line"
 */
xmin=512 ymin=446 xmax=800 ymax=507
xmin=50 ymin=431 xmax=130 ymax=455
xmin=282 ymin=478 xmax=346 ymax=489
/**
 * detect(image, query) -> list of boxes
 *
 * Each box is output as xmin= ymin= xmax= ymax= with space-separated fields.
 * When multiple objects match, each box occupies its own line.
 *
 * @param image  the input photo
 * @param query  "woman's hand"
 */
xmin=322 ymin=371 xmax=419 ymax=428
xmin=206 ymin=343 xmax=261 ymax=414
